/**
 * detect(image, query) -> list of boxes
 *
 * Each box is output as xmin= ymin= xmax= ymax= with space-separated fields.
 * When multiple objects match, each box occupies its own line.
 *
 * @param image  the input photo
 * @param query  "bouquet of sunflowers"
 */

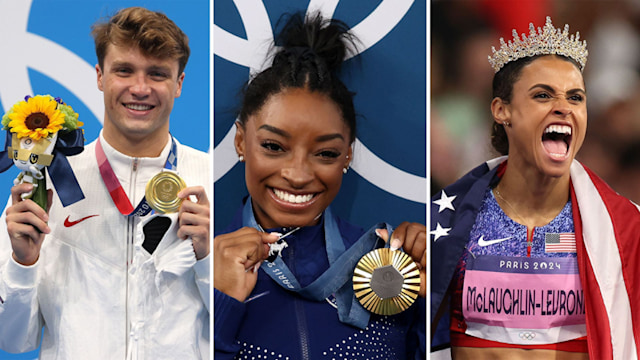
xmin=0 ymin=95 xmax=85 ymax=210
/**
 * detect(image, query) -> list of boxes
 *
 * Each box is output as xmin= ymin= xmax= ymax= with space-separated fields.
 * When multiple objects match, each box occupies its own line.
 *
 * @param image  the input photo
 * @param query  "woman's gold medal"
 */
xmin=353 ymin=248 xmax=420 ymax=315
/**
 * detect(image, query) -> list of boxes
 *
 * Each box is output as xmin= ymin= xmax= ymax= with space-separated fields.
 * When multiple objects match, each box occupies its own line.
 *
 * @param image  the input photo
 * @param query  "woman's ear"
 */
xmin=345 ymin=145 xmax=353 ymax=169
xmin=234 ymin=121 xmax=245 ymax=158
xmin=491 ymin=97 xmax=510 ymax=125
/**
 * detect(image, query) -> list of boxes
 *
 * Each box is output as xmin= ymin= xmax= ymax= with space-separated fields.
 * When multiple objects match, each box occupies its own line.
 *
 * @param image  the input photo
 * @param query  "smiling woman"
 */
xmin=236 ymin=88 xmax=351 ymax=229
xmin=213 ymin=11 xmax=426 ymax=360
xmin=431 ymin=16 xmax=640 ymax=360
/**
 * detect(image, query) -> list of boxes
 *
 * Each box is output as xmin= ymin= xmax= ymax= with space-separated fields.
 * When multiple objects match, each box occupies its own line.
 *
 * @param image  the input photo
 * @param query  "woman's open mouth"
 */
xmin=542 ymin=124 xmax=572 ymax=159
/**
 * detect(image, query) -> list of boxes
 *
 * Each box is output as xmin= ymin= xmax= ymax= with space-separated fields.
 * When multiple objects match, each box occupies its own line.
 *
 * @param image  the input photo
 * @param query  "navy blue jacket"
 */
xmin=214 ymin=202 xmax=425 ymax=360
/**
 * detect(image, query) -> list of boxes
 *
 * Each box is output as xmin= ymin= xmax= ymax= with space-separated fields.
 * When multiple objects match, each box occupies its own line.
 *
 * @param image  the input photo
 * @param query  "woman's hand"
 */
xmin=377 ymin=222 xmax=426 ymax=297
xmin=214 ymin=227 xmax=280 ymax=302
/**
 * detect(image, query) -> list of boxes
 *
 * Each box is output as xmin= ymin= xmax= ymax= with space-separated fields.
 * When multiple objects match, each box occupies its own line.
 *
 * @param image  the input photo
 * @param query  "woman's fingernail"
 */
xmin=390 ymin=238 xmax=402 ymax=251
xmin=375 ymin=229 xmax=382 ymax=238
xmin=253 ymin=262 xmax=262 ymax=273
xmin=270 ymin=232 xmax=283 ymax=238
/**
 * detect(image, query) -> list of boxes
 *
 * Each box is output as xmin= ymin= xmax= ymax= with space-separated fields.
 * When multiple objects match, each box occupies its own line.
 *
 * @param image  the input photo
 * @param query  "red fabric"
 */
xmin=478 ymin=0 xmax=552 ymax=39
xmin=575 ymin=167 xmax=640 ymax=359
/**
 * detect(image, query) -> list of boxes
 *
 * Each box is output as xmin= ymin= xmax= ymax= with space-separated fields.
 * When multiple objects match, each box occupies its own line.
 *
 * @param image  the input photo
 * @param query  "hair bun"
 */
xmin=273 ymin=12 xmax=355 ymax=74
xmin=238 ymin=11 xmax=359 ymax=144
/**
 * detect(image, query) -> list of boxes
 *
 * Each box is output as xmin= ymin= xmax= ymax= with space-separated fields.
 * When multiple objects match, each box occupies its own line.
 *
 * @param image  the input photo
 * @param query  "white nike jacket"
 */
xmin=0 ymin=133 xmax=210 ymax=359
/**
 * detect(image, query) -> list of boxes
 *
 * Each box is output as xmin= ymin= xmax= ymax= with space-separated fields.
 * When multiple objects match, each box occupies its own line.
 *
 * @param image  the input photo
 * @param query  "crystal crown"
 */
xmin=488 ymin=16 xmax=588 ymax=73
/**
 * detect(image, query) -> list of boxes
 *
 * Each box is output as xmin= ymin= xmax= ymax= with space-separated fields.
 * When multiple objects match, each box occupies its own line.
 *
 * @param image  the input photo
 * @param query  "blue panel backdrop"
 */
xmin=213 ymin=0 xmax=426 ymax=233
xmin=0 ymin=0 xmax=209 ymax=359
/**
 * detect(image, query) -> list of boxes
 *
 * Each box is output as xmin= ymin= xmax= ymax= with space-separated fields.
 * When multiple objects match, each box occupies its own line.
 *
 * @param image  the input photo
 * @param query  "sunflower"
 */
xmin=5 ymin=95 xmax=66 ymax=141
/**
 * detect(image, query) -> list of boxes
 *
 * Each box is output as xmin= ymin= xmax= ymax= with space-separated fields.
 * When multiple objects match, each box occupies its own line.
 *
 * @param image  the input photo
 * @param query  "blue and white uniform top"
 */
xmin=451 ymin=187 xmax=586 ymax=346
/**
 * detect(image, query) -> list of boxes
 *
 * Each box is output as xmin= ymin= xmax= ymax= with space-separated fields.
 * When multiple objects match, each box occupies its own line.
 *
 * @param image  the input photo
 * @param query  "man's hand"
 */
xmin=214 ymin=228 xmax=279 ymax=302
xmin=376 ymin=222 xmax=426 ymax=297
xmin=6 ymin=183 xmax=52 ymax=266
xmin=177 ymin=186 xmax=210 ymax=260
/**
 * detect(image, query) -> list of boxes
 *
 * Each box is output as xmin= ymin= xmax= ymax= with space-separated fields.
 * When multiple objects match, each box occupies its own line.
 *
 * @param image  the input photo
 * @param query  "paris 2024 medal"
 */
xmin=353 ymin=247 xmax=420 ymax=315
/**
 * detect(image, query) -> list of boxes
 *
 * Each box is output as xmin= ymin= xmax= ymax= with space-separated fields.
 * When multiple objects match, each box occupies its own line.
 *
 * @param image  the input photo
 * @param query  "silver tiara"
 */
xmin=488 ymin=16 xmax=588 ymax=73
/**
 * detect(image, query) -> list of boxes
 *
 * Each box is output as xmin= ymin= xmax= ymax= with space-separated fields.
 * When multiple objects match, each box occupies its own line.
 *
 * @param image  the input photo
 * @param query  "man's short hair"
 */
xmin=91 ymin=7 xmax=190 ymax=76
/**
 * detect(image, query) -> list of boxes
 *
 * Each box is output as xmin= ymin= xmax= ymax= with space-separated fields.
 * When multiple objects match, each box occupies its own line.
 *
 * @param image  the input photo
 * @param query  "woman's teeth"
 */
xmin=544 ymin=124 xmax=571 ymax=135
xmin=274 ymin=189 xmax=313 ymax=203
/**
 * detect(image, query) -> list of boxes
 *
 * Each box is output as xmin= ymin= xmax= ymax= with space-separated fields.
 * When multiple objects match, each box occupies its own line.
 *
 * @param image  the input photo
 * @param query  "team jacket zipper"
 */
xmin=287 ymin=242 xmax=310 ymax=360
xmin=125 ymin=157 xmax=140 ymax=359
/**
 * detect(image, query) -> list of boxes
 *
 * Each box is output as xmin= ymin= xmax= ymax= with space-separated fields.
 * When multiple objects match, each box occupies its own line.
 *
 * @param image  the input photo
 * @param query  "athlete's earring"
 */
xmin=238 ymin=155 xmax=244 ymax=162
xmin=343 ymin=155 xmax=350 ymax=174
xmin=502 ymin=121 xmax=511 ymax=127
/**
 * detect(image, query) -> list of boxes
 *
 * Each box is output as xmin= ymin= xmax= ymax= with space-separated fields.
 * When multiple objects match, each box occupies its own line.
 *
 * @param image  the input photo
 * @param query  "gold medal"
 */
xmin=145 ymin=171 xmax=186 ymax=213
xmin=353 ymin=248 xmax=420 ymax=315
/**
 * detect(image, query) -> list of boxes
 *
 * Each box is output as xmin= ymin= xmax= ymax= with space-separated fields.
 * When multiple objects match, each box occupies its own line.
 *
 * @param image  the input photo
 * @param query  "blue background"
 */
xmin=0 ymin=0 xmax=209 ymax=358
xmin=214 ymin=0 xmax=426 ymax=232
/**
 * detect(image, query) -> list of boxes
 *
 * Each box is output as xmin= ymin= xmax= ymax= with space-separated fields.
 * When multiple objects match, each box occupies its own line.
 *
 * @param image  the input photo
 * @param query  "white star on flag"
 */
xmin=433 ymin=190 xmax=456 ymax=213
xmin=430 ymin=223 xmax=451 ymax=242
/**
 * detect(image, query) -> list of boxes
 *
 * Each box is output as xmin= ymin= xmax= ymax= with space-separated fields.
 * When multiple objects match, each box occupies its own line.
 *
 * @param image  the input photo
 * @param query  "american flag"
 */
xmin=545 ymin=233 xmax=576 ymax=253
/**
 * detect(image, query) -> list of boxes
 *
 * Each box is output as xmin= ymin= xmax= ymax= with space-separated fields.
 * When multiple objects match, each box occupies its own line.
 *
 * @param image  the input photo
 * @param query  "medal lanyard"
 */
xmin=96 ymin=136 xmax=178 ymax=216
xmin=242 ymin=196 xmax=391 ymax=329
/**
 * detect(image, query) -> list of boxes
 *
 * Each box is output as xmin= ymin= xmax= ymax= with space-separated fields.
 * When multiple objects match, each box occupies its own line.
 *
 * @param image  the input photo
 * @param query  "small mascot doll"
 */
xmin=0 ymin=95 xmax=85 ymax=209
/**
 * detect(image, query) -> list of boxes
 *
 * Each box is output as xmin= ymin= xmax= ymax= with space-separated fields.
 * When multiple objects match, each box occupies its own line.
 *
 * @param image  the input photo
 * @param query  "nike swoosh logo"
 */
xmin=64 ymin=215 xmax=99 ymax=227
xmin=477 ymin=235 xmax=512 ymax=247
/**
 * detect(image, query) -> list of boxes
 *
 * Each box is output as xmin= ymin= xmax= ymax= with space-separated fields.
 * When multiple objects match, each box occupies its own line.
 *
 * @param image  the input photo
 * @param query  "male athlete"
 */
xmin=0 ymin=7 xmax=209 ymax=359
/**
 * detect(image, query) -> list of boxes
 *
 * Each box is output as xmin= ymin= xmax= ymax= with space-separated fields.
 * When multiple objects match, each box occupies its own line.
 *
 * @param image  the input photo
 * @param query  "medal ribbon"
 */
xmin=242 ymin=197 xmax=391 ymax=329
xmin=96 ymin=136 xmax=177 ymax=216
